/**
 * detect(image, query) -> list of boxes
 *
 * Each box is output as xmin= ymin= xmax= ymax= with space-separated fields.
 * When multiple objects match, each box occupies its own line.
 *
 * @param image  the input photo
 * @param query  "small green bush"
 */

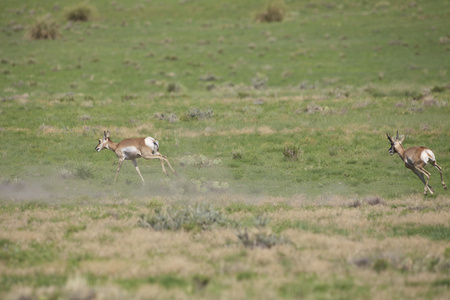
xmin=283 ymin=144 xmax=301 ymax=161
xmin=254 ymin=0 xmax=287 ymax=23
xmin=65 ymin=3 xmax=96 ymax=22
xmin=231 ymin=148 xmax=244 ymax=159
xmin=28 ymin=16 xmax=60 ymax=40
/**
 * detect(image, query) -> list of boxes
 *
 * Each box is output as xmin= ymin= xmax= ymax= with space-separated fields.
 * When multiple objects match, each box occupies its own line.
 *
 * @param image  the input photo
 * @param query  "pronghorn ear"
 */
xmin=105 ymin=131 xmax=110 ymax=138
xmin=399 ymin=135 xmax=405 ymax=144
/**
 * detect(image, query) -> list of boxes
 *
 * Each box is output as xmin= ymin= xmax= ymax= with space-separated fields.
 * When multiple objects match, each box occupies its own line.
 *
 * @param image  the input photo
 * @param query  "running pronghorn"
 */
xmin=386 ymin=131 xmax=446 ymax=195
xmin=95 ymin=131 xmax=177 ymax=183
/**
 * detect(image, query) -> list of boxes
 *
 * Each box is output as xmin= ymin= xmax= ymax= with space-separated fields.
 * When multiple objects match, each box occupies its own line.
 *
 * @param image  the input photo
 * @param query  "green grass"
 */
xmin=391 ymin=224 xmax=450 ymax=241
xmin=279 ymin=274 xmax=370 ymax=299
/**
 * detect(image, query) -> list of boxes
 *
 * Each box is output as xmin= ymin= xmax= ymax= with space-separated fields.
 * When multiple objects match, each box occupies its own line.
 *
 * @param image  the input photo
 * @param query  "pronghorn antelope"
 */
xmin=386 ymin=131 xmax=446 ymax=195
xmin=95 ymin=131 xmax=177 ymax=183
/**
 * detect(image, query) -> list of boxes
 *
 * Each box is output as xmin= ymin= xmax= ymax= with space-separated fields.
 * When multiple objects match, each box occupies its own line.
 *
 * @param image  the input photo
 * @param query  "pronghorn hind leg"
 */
xmin=161 ymin=155 xmax=177 ymax=176
xmin=417 ymin=166 xmax=434 ymax=195
xmin=159 ymin=158 xmax=168 ymax=176
xmin=430 ymin=161 xmax=447 ymax=190
xmin=141 ymin=150 xmax=177 ymax=176
xmin=132 ymin=159 xmax=145 ymax=183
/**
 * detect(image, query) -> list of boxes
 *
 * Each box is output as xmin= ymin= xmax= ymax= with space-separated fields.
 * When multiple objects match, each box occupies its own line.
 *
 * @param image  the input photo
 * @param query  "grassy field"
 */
xmin=1 ymin=0 xmax=449 ymax=299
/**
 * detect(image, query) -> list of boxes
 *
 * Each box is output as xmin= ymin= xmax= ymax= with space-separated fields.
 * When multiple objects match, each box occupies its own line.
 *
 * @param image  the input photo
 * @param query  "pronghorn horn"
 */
xmin=396 ymin=131 xmax=399 ymax=140
xmin=386 ymin=133 xmax=393 ymax=142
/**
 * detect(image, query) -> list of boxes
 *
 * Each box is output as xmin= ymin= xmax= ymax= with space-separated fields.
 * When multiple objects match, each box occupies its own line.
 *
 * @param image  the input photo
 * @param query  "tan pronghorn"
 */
xmin=95 ymin=131 xmax=177 ymax=183
xmin=386 ymin=131 xmax=446 ymax=195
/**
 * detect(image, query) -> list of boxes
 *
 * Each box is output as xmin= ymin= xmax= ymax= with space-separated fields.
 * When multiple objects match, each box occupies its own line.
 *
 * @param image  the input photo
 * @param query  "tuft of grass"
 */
xmin=431 ymin=85 xmax=447 ymax=93
xmin=65 ymin=224 xmax=87 ymax=239
xmin=73 ymin=163 xmax=94 ymax=180
xmin=373 ymin=259 xmax=389 ymax=273
xmin=65 ymin=3 xmax=96 ymax=22
xmin=166 ymin=82 xmax=184 ymax=93
xmin=283 ymin=144 xmax=301 ymax=161
xmin=237 ymin=229 xmax=290 ymax=249
xmin=28 ymin=15 xmax=60 ymax=40
xmin=254 ymin=0 xmax=287 ymax=23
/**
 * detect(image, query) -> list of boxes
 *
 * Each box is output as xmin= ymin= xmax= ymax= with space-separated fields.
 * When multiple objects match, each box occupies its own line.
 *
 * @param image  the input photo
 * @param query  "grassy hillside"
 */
xmin=1 ymin=0 xmax=449 ymax=96
xmin=0 ymin=0 xmax=449 ymax=299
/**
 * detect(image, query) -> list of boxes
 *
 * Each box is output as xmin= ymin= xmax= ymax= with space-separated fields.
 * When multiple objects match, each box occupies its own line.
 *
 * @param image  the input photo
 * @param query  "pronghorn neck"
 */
xmin=106 ymin=139 xmax=118 ymax=152
xmin=395 ymin=143 xmax=406 ymax=161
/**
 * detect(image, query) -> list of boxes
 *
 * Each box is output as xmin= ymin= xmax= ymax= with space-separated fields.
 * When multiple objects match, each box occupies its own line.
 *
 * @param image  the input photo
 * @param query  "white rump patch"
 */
xmin=420 ymin=149 xmax=435 ymax=165
xmin=145 ymin=137 xmax=159 ymax=153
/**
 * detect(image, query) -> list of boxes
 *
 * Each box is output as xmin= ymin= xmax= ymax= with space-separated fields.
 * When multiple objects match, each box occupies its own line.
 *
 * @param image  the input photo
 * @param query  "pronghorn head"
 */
xmin=95 ymin=131 xmax=111 ymax=152
xmin=386 ymin=131 xmax=405 ymax=155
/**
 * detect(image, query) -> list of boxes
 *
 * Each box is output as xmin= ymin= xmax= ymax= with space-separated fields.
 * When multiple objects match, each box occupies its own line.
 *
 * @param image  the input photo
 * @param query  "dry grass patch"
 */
xmin=1 ymin=195 xmax=449 ymax=299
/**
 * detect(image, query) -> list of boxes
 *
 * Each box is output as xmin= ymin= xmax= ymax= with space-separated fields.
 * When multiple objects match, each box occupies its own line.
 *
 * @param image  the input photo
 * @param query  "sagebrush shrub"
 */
xmin=179 ymin=154 xmax=221 ymax=168
xmin=254 ymin=0 xmax=286 ymax=23
xmin=138 ymin=204 xmax=229 ymax=231
xmin=28 ymin=16 xmax=60 ymax=40
xmin=182 ymin=107 xmax=214 ymax=121
xmin=65 ymin=3 xmax=96 ymax=22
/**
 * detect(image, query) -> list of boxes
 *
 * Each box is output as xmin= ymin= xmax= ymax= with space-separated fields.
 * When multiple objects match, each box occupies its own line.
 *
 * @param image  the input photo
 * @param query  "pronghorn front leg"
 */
xmin=114 ymin=159 xmax=124 ymax=182
xmin=132 ymin=159 xmax=145 ymax=183
xmin=417 ymin=166 xmax=434 ymax=195
xmin=410 ymin=167 xmax=433 ymax=195
xmin=430 ymin=161 xmax=447 ymax=190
